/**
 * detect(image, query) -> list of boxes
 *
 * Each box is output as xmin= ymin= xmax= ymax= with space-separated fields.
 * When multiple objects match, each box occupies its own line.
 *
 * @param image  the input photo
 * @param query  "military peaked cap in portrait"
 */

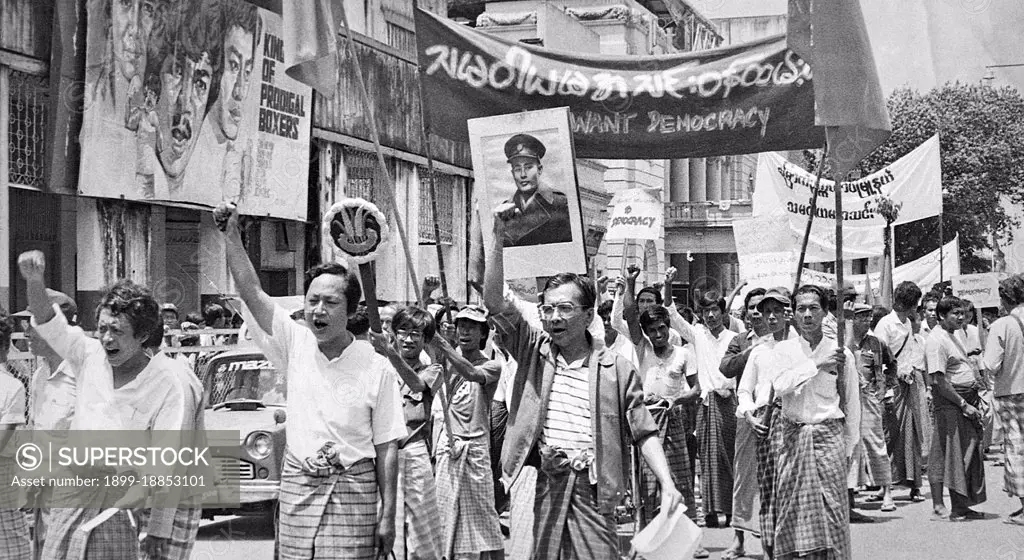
xmin=504 ymin=134 xmax=546 ymax=162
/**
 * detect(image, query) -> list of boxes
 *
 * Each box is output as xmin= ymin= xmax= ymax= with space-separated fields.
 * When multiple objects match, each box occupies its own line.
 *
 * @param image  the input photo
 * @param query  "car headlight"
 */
xmin=246 ymin=432 xmax=273 ymax=460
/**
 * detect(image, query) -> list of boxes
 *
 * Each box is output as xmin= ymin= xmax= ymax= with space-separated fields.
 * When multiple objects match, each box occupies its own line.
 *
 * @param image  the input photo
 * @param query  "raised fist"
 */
xmin=17 ymin=251 xmax=46 ymax=283
xmin=213 ymin=201 xmax=238 ymax=233
xmin=665 ymin=267 xmax=678 ymax=283
xmin=626 ymin=264 xmax=641 ymax=281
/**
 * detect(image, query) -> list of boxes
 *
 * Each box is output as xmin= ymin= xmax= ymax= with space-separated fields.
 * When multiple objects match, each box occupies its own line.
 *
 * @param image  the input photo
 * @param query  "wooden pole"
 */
xmin=939 ymin=213 xmax=946 ymax=281
xmin=359 ymin=264 xmax=383 ymax=333
xmin=337 ymin=4 xmax=422 ymax=306
xmin=835 ymin=172 xmax=847 ymax=413
xmin=793 ymin=144 xmax=829 ymax=292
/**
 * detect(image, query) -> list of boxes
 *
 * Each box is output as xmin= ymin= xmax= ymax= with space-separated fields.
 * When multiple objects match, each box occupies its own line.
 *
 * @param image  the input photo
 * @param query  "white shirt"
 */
xmin=245 ymin=305 xmax=407 ymax=466
xmin=637 ymin=340 xmax=690 ymax=402
xmin=770 ymin=335 xmax=861 ymax=458
xmin=874 ymin=310 xmax=923 ymax=378
xmin=607 ymin=334 xmax=639 ymax=368
xmin=666 ymin=306 xmax=737 ymax=399
xmin=33 ymin=307 xmax=189 ymax=431
xmin=29 ymin=359 xmax=76 ymax=431
xmin=736 ymin=329 xmax=798 ymax=416
xmin=0 ymin=369 xmax=26 ymax=458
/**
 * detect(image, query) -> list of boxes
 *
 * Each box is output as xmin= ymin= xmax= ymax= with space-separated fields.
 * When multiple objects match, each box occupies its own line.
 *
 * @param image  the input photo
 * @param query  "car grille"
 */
xmin=215 ymin=457 xmax=255 ymax=480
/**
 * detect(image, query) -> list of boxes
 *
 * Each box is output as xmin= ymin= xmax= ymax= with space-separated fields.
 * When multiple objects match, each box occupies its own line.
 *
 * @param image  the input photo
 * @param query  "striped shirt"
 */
xmin=541 ymin=354 xmax=593 ymax=452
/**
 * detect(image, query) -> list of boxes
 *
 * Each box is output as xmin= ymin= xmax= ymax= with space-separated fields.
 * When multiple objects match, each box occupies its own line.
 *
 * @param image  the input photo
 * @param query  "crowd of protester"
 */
xmin=1 ymin=200 xmax=1024 ymax=560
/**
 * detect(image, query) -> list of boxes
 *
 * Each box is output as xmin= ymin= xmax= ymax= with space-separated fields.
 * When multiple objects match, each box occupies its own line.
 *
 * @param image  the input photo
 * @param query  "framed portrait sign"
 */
xmin=469 ymin=107 xmax=587 ymax=280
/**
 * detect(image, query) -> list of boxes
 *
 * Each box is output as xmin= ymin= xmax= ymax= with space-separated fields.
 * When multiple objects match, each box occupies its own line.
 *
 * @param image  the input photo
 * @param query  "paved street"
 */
xmin=193 ymin=453 xmax=1024 ymax=559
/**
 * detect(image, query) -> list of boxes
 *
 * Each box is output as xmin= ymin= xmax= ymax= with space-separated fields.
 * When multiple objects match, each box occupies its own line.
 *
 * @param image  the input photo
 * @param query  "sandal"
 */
xmin=693 ymin=545 xmax=710 ymax=559
xmin=880 ymin=502 xmax=897 ymax=512
xmin=720 ymin=548 xmax=746 ymax=560
xmin=1005 ymin=514 xmax=1024 ymax=526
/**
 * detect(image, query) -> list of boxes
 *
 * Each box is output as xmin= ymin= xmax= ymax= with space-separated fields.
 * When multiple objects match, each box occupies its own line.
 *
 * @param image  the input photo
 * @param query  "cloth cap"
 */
xmin=756 ymin=287 xmax=792 ymax=310
xmin=504 ymin=134 xmax=546 ymax=162
xmin=455 ymin=305 xmax=488 ymax=324
xmin=161 ymin=303 xmax=179 ymax=314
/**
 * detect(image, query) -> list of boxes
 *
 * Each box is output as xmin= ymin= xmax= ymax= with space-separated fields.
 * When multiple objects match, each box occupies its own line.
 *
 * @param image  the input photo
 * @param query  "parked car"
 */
xmin=199 ymin=350 xmax=286 ymax=518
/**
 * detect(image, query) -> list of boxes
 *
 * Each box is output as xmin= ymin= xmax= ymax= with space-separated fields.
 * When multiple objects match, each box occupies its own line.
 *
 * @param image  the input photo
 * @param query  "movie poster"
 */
xmin=79 ymin=0 xmax=311 ymax=220
xmin=469 ymin=107 xmax=586 ymax=280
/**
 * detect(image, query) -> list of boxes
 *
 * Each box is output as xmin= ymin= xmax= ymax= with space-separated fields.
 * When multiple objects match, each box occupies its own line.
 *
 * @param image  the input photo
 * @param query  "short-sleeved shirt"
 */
xmin=637 ymin=340 xmax=689 ymax=401
xmin=925 ymin=327 xmax=977 ymax=387
xmin=245 ymin=306 xmax=407 ymax=466
xmin=443 ymin=356 xmax=501 ymax=439
xmin=30 ymin=360 xmax=76 ymax=431
xmin=874 ymin=311 xmax=923 ymax=375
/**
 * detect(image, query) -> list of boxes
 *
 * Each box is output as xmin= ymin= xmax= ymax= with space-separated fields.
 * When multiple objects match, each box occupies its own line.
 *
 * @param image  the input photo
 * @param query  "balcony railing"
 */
xmin=664 ymin=201 xmax=753 ymax=227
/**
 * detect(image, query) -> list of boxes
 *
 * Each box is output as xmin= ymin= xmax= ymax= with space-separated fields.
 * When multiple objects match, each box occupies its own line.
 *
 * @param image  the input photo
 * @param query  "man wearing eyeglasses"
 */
xmin=484 ymin=205 xmax=681 ymax=559
xmin=496 ymin=133 xmax=572 ymax=248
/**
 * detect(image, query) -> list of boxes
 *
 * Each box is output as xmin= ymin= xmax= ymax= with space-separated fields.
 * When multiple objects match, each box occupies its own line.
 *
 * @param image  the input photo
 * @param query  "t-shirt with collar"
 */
xmin=637 ymin=339 xmax=690 ymax=402
xmin=244 ymin=305 xmax=407 ymax=466
xmin=925 ymin=327 xmax=977 ymax=387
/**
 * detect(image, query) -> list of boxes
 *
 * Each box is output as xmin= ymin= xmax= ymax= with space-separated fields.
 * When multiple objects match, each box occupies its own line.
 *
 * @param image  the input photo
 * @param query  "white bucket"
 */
xmin=631 ymin=506 xmax=702 ymax=560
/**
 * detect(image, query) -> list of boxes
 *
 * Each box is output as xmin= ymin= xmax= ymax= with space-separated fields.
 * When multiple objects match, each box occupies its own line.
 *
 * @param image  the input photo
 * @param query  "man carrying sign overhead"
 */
xmin=497 ymin=134 xmax=572 ymax=248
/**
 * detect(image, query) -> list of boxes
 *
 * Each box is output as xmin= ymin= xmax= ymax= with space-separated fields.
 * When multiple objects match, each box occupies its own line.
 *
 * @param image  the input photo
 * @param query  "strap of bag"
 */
xmin=1011 ymin=313 xmax=1024 ymax=340
xmin=893 ymin=332 xmax=911 ymax=360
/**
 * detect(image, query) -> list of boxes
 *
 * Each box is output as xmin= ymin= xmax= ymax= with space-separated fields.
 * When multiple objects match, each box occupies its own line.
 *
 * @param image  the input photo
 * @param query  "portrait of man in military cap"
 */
xmin=497 ymin=133 xmax=573 ymax=247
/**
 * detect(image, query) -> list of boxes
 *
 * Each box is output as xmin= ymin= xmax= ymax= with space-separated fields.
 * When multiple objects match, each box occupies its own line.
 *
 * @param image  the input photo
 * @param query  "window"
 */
xmin=418 ymin=168 xmax=455 ymax=244
xmin=386 ymin=22 xmax=416 ymax=55
xmin=8 ymin=70 xmax=48 ymax=189
xmin=344 ymin=148 xmax=375 ymax=200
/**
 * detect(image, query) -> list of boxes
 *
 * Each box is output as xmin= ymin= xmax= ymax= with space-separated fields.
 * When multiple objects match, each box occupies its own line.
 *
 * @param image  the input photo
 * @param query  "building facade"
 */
xmin=473 ymin=0 xmax=722 ymax=288
xmin=0 ymin=0 xmax=479 ymax=325
xmin=663 ymin=6 xmax=786 ymax=305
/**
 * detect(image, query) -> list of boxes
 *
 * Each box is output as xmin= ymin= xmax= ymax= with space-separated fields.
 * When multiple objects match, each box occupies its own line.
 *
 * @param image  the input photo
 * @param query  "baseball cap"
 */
xmin=14 ymin=289 xmax=78 ymax=323
xmin=756 ymin=287 xmax=792 ymax=311
xmin=455 ymin=305 xmax=488 ymax=324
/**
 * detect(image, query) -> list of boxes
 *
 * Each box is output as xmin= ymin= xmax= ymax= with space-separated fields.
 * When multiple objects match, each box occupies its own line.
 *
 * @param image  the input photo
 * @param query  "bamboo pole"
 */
xmin=793 ymin=144 xmax=829 ymax=292
xmin=337 ymin=4 xmax=422 ymax=306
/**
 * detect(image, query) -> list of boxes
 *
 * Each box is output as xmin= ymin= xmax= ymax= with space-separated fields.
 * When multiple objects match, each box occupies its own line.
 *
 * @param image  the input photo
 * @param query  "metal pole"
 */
xmin=337 ymin=4 xmax=422 ymax=306
xmin=793 ymin=144 xmax=829 ymax=292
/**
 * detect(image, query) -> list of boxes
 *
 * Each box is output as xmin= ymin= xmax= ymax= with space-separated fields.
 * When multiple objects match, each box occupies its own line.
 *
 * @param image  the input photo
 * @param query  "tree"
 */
xmin=804 ymin=83 xmax=1024 ymax=273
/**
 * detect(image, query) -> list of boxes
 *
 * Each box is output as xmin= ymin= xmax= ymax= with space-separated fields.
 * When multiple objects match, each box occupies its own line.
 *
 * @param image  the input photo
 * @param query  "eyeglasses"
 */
xmin=395 ymin=329 xmax=424 ymax=341
xmin=537 ymin=302 xmax=589 ymax=319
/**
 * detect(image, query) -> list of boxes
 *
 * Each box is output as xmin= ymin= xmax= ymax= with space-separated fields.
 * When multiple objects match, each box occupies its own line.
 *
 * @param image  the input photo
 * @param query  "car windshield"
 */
xmin=205 ymin=357 xmax=286 ymax=407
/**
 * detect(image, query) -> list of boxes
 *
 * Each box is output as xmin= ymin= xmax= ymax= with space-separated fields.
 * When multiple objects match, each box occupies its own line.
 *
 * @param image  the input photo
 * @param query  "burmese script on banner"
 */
xmin=753 ymin=136 xmax=942 ymax=261
xmin=414 ymin=8 xmax=825 ymax=159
